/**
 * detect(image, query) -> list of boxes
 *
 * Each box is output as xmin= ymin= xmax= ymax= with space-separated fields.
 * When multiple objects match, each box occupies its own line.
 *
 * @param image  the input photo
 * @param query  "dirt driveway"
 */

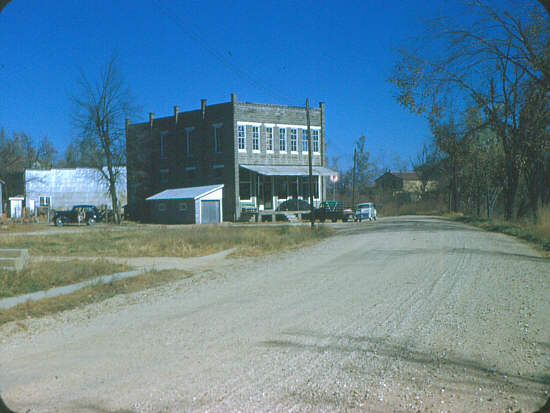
xmin=1 ymin=216 xmax=549 ymax=412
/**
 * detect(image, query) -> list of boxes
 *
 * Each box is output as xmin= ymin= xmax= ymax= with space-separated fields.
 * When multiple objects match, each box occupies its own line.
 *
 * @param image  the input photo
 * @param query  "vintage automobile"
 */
xmin=53 ymin=205 xmax=104 ymax=227
xmin=315 ymin=201 xmax=354 ymax=222
xmin=355 ymin=202 xmax=377 ymax=222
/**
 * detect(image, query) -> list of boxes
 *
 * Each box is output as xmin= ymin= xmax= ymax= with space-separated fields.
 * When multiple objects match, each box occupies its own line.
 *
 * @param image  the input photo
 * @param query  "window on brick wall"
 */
xmin=279 ymin=127 xmax=286 ymax=152
xmin=276 ymin=177 xmax=288 ymax=199
xmin=185 ymin=128 xmax=194 ymax=156
xmin=290 ymin=129 xmax=297 ymax=152
xmin=252 ymin=126 xmax=260 ymax=151
xmin=213 ymin=164 xmax=224 ymax=181
xmin=160 ymin=131 xmax=168 ymax=159
xmin=302 ymin=129 xmax=308 ymax=153
xmin=312 ymin=129 xmax=320 ymax=153
xmin=301 ymin=177 xmax=319 ymax=199
xmin=239 ymin=168 xmax=251 ymax=200
xmin=213 ymin=125 xmax=222 ymax=153
xmin=238 ymin=125 xmax=246 ymax=151
xmin=160 ymin=168 xmax=169 ymax=184
xmin=186 ymin=167 xmax=196 ymax=180
xmin=266 ymin=127 xmax=273 ymax=151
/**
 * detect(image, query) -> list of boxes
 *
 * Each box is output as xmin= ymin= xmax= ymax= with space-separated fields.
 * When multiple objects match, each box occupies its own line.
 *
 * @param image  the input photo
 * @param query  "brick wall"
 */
xmin=126 ymin=96 xmax=327 ymax=222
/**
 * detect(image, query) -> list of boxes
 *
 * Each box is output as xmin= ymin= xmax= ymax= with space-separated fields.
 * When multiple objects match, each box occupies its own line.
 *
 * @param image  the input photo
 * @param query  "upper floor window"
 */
xmin=213 ymin=124 xmax=222 ymax=153
xmin=238 ymin=125 xmax=246 ymax=151
xmin=186 ymin=166 xmax=197 ymax=180
xmin=266 ymin=127 xmax=273 ymax=151
xmin=160 ymin=168 xmax=169 ymax=184
xmin=185 ymin=127 xmax=194 ymax=156
xmin=279 ymin=128 xmax=287 ymax=152
xmin=252 ymin=126 xmax=260 ymax=151
xmin=290 ymin=129 xmax=297 ymax=152
xmin=312 ymin=129 xmax=320 ymax=153
xmin=302 ymin=129 xmax=308 ymax=153
xmin=213 ymin=164 xmax=224 ymax=180
xmin=160 ymin=131 xmax=168 ymax=160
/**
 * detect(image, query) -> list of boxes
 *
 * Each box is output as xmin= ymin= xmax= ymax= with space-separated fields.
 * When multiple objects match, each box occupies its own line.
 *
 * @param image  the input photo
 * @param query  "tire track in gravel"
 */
xmin=1 ymin=216 xmax=549 ymax=413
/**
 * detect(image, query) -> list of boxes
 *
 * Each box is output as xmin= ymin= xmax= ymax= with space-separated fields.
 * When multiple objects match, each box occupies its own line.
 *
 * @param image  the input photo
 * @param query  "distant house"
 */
xmin=25 ymin=168 xmax=127 ymax=211
xmin=375 ymin=171 xmax=436 ymax=199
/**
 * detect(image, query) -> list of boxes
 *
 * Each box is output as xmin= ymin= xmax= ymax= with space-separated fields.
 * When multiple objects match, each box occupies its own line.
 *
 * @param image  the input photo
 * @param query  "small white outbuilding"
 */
xmin=146 ymin=184 xmax=224 ymax=224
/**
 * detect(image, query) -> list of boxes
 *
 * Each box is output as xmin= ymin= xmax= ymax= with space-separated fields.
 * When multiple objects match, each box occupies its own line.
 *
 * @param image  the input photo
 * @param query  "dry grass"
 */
xmin=0 ymin=260 xmax=132 ymax=298
xmin=0 ymin=269 xmax=186 ymax=326
xmin=0 ymin=225 xmax=333 ymax=258
xmin=534 ymin=205 xmax=550 ymax=239
xmin=454 ymin=206 xmax=550 ymax=254
xmin=0 ymin=221 xmax=50 ymax=233
xmin=379 ymin=199 xmax=447 ymax=217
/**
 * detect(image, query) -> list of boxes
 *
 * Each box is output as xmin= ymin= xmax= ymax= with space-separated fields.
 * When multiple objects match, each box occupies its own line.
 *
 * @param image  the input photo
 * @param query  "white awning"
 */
xmin=240 ymin=165 xmax=338 ymax=176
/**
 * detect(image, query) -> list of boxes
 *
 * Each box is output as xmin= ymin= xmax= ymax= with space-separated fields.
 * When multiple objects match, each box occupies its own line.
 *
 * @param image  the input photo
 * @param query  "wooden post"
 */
xmin=306 ymin=98 xmax=315 ymax=228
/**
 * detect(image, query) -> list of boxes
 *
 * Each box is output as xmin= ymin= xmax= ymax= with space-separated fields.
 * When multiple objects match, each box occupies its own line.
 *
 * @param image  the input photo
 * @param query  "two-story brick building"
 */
xmin=126 ymin=94 xmax=337 ymax=222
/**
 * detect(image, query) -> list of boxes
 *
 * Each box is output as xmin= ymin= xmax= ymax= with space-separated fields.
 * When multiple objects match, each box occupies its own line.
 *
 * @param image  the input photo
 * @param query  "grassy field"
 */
xmin=0 ymin=269 xmax=185 ymax=326
xmin=0 ymin=222 xmax=50 ymax=233
xmin=0 ymin=260 xmax=132 ymax=298
xmin=0 ymin=225 xmax=333 ymax=258
xmin=0 ymin=225 xmax=332 ymax=325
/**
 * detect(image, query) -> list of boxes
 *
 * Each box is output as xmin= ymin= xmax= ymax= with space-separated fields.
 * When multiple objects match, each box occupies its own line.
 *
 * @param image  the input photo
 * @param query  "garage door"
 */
xmin=201 ymin=200 xmax=220 ymax=224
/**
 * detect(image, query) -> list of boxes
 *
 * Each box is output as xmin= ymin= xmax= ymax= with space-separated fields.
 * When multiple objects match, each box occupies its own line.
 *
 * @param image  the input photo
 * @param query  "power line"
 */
xmin=150 ymin=0 xmax=301 ymax=106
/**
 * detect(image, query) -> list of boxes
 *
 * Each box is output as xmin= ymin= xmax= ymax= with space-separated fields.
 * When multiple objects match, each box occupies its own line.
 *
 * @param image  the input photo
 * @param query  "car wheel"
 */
xmin=87 ymin=218 xmax=96 ymax=226
xmin=55 ymin=218 xmax=63 ymax=227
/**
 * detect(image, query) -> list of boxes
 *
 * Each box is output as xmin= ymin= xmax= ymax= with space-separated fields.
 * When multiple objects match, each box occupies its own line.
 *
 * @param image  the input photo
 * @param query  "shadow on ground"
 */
xmin=261 ymin=330 xmax=549 ymax=399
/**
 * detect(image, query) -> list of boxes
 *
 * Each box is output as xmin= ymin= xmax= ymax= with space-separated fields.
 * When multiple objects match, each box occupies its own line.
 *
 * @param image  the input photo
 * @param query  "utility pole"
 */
xmin=351 ymin=148 xmax=357 ymax=208
xmin=306 ymin=98 xmax=315 ymax=228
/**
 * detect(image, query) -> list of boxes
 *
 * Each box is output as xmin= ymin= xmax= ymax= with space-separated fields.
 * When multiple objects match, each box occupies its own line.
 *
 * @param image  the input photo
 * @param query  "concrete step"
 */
xmin=283 ymin=212 xmax=299 ymax=223
xmin=0 ymin=249 xmax=29 ymax=272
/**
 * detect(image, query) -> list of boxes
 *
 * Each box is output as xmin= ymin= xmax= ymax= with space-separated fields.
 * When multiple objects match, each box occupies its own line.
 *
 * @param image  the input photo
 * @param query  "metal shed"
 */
xmin=146 ymin=184 xmax=224 ymax=224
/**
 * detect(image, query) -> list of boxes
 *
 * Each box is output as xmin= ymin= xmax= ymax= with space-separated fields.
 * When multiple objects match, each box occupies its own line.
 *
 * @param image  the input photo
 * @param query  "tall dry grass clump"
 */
xmin=534 ymin=205 xmax=550 ymax=240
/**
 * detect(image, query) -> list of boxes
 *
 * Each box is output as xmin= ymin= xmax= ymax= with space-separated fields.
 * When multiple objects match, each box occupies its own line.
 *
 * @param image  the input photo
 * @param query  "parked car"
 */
xmin=276 ymin=198 xmax=311 ymax=211
xmin=355 ymin=202 xmax=377 ymax=222
xmin=53 ymin=205 xmax=103 ymax=227
xmin=315 ymin=201 xmax=354 ymax=222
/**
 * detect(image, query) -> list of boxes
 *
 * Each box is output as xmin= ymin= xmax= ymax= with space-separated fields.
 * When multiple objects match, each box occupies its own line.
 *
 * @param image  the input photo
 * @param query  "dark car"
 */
xmin=315 ymin=201 xmax=354 ymax=222
xmin=276 ymin=198 xmax=311 ymax=211
xmin=53 ymin=205 xmax=103 ymax=227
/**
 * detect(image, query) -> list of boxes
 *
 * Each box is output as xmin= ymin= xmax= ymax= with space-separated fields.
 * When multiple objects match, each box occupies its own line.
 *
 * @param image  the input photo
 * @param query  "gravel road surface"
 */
xmin=1 ymin=216 xmax=549 ymax=412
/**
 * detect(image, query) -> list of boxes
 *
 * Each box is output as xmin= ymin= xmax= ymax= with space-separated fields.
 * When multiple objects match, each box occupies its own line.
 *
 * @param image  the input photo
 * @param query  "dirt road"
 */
xmin=1 ymin=216 xmax=549 ymax=412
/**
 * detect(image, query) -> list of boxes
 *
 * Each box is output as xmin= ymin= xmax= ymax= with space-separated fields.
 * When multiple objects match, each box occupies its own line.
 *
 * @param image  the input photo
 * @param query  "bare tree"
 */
xmin=71 ymin=54 xmax=135 ymax=224
xmin=390 ymin=0 xmax=549 ymax=220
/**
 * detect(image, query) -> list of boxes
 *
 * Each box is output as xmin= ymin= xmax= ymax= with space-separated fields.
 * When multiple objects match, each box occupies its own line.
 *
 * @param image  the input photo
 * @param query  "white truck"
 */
xmin=354 ymin=202 xmax=377 ymax=222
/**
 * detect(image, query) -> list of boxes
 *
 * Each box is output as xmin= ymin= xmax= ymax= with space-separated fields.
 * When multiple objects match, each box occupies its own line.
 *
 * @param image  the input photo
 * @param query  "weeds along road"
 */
xmin=1 ymin=216 xmax=549 ymax=413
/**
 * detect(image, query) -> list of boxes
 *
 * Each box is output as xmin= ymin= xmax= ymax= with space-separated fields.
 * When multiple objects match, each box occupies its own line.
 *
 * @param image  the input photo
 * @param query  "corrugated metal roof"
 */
xmin=146 ymin=184 xmax=224 ymax=201
xmin=240 ymin=165 xmax=338 ymax=176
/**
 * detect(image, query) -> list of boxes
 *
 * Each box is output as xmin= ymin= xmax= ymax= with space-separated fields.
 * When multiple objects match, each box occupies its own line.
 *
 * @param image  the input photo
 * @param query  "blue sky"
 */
xmin=1 ymin=1 xmax=466 ymax=171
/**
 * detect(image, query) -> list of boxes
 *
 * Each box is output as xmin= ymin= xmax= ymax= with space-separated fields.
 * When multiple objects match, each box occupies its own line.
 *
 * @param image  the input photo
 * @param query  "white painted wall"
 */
xmin=25 ymin=168 xmax=127 ymax=210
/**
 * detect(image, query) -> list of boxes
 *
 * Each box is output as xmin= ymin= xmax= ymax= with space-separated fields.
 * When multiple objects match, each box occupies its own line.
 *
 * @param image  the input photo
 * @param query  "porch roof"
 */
xmin=240 ymin=165 xmax=338 ymax=176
